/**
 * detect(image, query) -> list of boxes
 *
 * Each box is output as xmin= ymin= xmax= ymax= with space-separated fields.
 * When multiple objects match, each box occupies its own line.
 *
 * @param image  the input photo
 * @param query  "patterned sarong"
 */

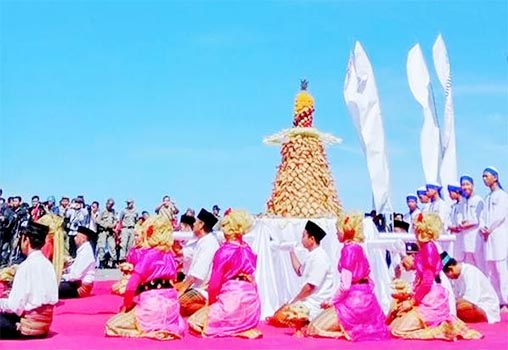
xmin=19 ymin=304 xmax=54 ymax=337
xmin=179 ymin=289 xmax=207 ymax=317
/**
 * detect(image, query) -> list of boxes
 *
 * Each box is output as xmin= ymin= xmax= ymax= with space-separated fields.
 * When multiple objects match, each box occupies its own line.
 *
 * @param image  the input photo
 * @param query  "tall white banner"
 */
xmin=433 ymin=34 xmax=458 ymax=197
xmin=344 ymin=41 xmax=393 ymax=214
xmin=407 ymin=44 xmax=441 ymax=184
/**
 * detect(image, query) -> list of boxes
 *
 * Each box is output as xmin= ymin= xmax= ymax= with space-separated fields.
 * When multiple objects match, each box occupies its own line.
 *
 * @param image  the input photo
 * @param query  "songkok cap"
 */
xmin=305 ymin=220 xmax=326 ymax=242
xmin=77 ymin=226 xmax=97 ymax=241
xmin=197 ymin=208 xmax=218 ymax=231
xmin=180 ymin=214 xmax=196 ymax=226
xmin=25 ymin=221 xmax=49 ymax=240
xmin=440 ymin=251 xmax=454 ymax=270
xmin=394 ymin=220 xmax=410 ymax=232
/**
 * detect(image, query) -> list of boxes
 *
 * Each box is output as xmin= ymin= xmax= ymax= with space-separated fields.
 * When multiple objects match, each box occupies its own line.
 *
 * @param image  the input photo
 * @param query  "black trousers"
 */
xmin=59 ymin=281 xmax=80 ymax=299
xmin=0 ymin=312 xmax=21 ymax=339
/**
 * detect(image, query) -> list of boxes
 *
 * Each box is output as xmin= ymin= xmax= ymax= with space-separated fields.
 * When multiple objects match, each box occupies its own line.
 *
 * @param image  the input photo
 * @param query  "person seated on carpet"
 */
xmin=112 ymin=225 xmax=148 ymax=295
xmin=394 ymin=242 xmax=457 ymax=317
xmin=59 ymin=226 xmax=97 ymax=299
xmin=267 ymin=220 xmax=334 ymax=331
xmin=188 ymin=209 xmax=262 ymax=338
xmin=389 ymin=213 xmax=482 ymax=341
xmin=172 ymin=214 xmax=196 ymax=282
xmin=0 ymin=221 xmax=58 ymax=339
xmin=105 ymin=214 xmax=186 ymax=340
xmin=306 ymin=212 xmax=389 ymax=341
xmin=177 ymin=209 xmax=219 ymax=317
xmin=441 ymin=251 xmax=500 ymax=323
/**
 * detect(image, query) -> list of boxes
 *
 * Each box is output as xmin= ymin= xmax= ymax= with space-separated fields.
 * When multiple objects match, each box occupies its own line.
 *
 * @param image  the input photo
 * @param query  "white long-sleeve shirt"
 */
xmin=62 ymin=241 xmax=96 ymax=284
xmin=0 ymin=251 xmax=58 ymax=316
xmin=428 ymin=198 xmax=451 ymax=232
xmin=460 ymin=194 xmax=484 ymax=253
xmin=452 ymin=263 xmax=500 ymax=323
xmin=481 ymin=188 xmax=508 ymax=261
xmin=187 ymin=233 xmax=219 ymax=297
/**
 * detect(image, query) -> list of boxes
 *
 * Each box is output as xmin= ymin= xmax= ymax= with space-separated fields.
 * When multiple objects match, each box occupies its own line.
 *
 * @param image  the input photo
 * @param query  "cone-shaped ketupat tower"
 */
xmin=264 ymin=80 xmax=343 ymax=218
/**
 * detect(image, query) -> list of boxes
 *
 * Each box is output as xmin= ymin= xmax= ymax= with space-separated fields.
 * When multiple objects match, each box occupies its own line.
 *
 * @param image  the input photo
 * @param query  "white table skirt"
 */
xmin=173 ymin=217 xmax=456 ymax=318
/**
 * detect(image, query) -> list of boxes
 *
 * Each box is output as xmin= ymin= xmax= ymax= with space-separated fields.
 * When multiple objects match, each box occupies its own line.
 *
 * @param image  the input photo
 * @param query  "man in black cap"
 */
xmin=59 ymin=226 xmax=97 ymax=299
xmin=177 ymin=208 xmax=219 ymax=317
xmin=0 ymin=222 xmax=58 ymax=339
xmin=393 ymin=220 xmax=410 ymax=233
xmin=269 ymin=220 xmax=334 ymax=324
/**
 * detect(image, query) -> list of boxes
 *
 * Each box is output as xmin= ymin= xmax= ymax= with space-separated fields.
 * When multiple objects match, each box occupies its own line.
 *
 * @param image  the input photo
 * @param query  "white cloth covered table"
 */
xmin=173 ymin=217 xmax=456 ymax=318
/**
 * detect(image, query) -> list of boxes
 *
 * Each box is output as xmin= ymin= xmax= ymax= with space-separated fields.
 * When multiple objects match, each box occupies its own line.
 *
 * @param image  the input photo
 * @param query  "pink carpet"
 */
xmin=2 ymin=281 xmax=507 ymax=350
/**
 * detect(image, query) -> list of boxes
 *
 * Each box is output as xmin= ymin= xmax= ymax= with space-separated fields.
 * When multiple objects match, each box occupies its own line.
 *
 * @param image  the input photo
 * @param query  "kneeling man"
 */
xmin=59 ymin=226 xmax=97 ymax=298
xmin=441 ymin=251 xmax=500 ymax=323
xmin=268 ymin=221 xmax=334 ymax=327
xmin=0 ymin=222 xmax=58 ymax=339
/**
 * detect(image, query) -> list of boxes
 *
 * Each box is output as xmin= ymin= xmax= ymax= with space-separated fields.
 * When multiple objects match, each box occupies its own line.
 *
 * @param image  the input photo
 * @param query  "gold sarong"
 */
xmin=19 ymin=304 xmax=54 ymax=337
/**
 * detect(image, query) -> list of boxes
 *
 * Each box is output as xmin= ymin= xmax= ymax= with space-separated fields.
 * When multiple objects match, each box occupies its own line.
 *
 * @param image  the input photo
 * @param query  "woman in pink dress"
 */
xmin=105 ymin=215 xmax=186 ymax=340
xmin=307 ymin=212 xmax=389 ymax=341
xmin=112 ymin=225 xmax=147 ymax=295
xmin=188 ymin=209 xmax=262 ymax=338
xmin=389 ymin=213 xmax=482 ymax=341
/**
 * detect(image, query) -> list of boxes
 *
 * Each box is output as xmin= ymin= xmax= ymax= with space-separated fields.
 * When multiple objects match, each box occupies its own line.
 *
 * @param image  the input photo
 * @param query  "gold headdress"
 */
xmin=414 ymin=212 xmax=442 ymax=243
xmin=220 ymin=208 xmax=254 ymax=239
xmin=142 ymin=214 xmax=173 ymax=252
xmin=337 ymin=211 xmax=365 ymax=243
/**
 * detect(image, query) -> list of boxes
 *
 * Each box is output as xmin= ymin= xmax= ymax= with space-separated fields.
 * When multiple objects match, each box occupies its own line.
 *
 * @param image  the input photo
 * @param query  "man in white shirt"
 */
xmin=446 ymin=183 xmax=464 ymax=258
xmin=59 ymin=226 xmax=97 ymax=299
xmin=178 ymin=208 xmax=219 ymax=317
xmin=269 ymin=221 xmax=334 ymax=325
xmin=403 ymin=194 xmax=421 ymax=233
xmin=480 ymin=166 xmax=508 ymax=310
xmin=441 ymin=251 xmax=500 ymax=323
xmin=0 ymin=221 xmax=58 ymax=339
xmin=454 ymin=175 xmax=485 ymax=271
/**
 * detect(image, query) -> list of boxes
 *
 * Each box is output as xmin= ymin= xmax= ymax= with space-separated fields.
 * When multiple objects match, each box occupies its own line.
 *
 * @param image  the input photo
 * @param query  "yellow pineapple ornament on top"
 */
xmin=264 ymin=80 xmax=343 ymax=218
xmin=293 ymin=79 xmax=315 ymax=127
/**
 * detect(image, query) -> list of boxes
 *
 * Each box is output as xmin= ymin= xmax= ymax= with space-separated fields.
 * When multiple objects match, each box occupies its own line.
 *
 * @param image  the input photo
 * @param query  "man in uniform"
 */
xmin=118 ymin=199 xmax=138 ymax=264
xmin=96 ymin=198 xmax=117 ymax=268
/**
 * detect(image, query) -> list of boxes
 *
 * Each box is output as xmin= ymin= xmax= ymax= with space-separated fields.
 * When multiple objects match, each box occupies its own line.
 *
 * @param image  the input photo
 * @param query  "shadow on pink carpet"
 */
xmin=2 ymin=281 xmax=507 ymax=350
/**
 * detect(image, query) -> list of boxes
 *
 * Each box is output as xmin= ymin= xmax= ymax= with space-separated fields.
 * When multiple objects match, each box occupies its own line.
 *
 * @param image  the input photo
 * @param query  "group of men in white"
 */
xmin=401 ymin=166 xmax=507 ymax=323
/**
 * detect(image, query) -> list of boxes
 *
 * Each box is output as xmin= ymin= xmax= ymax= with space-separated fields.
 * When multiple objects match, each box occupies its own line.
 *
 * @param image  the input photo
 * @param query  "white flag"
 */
xmin=344 ymin=41 xmax=393 ymax=214
xmin=433 ymin=34 xmax=458 ymax=196
xmin=407 ymin=44 xmax=441 ymax=184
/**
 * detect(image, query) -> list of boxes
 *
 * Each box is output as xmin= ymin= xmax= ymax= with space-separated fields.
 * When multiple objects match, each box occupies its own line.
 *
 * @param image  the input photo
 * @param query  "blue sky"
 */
xmin=1 ymin=1 xmax=507 ymax=215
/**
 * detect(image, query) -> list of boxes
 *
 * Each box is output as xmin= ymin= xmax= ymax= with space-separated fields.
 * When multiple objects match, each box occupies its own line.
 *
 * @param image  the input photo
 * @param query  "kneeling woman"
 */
xmin=306 ymin=212 xmax=389 ymax=341
xmin=188 ymin=209 xmax=262 ymax=338
xmin=389 ymin=213 xmax=481 ymax=341
xmin=105 ymin=215 xmax=186 ymax=340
